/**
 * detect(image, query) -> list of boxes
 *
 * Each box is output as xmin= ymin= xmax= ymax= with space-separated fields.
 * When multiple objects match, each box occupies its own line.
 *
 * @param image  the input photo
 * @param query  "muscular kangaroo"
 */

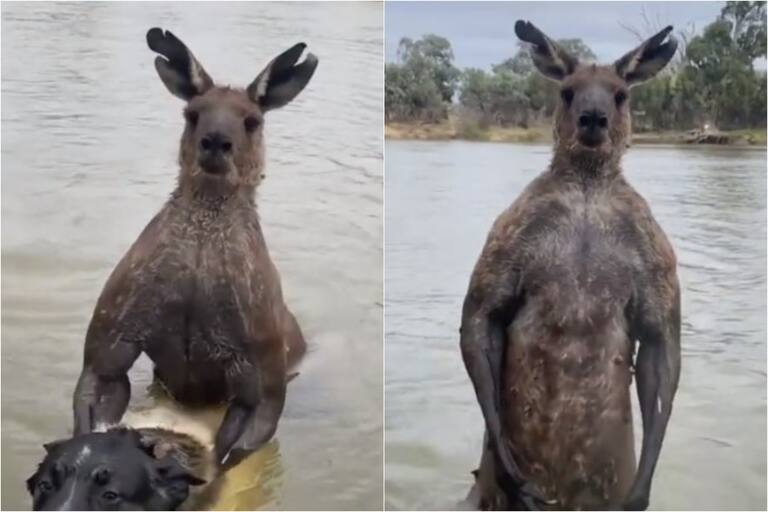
xmin=73 ymin=28 xmax=318 ymax=468
xmin=461 ymin=21 xmax=681 ymax=510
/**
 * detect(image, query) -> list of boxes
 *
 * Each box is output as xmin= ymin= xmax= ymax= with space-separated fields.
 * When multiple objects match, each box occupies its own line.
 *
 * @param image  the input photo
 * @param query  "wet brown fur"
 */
xmin=73 ymin=28 xmax=316 ymax=467
xmin=461 ymin=21 xmax=681 ymax=511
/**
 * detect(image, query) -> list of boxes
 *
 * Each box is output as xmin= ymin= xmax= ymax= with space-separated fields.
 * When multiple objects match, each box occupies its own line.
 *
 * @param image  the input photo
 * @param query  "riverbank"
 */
xmin=385 ymin=121 xmax=767 ymax=146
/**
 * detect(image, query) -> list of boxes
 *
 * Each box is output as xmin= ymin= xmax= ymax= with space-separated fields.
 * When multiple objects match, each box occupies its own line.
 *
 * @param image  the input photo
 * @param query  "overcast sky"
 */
xmin=385 ymin=2 xmax=728 ymax=69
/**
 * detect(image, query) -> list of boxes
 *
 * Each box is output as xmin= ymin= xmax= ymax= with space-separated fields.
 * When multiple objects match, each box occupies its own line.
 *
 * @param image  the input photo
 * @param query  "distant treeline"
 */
xmin=385 ymin=1 xmax=767 ymax=132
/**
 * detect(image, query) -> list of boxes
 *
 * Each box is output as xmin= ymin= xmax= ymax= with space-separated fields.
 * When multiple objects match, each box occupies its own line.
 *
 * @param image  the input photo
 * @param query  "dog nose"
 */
xmin=199 ymin=132 xmax=232 ymax=154
xmin=578 ymin=110 xmax=608 ymax=130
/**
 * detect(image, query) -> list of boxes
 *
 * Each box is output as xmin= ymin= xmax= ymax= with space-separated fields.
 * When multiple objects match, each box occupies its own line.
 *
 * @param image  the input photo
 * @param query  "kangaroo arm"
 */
xmin=73 ymin=365 xmax=134 ymax=434
xmin=624 ymin=286 xmax=681 ymax=510
xmin=72 ymin=210 xmax=167 ymax=434
xmin=461 ymin=287 xmax=526 ymax=490
xmin=215 ymin=339 xmax=287 ymax=468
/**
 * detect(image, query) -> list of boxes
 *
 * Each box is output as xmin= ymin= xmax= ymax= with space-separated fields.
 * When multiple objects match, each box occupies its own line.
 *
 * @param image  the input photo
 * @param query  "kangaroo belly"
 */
xmin=146 ymin=298 xmax=257 ymax=404
xmin=141 ymin=265 xmax=257 ymax=404
xmin=501 ymin=304 xmax=636 ymax=509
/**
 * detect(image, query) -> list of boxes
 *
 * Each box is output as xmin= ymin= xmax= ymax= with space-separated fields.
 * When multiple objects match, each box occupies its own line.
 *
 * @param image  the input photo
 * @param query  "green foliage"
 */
xmin=386 ymin=62 xmax=446 ymax=122
xmin=386 ymin=5 xmax=767 ymax=132
xmin=459 ymin=68 xmax=531 ymax=127
xmin=459 ymin=38 xmax=592 ymax=126
xmin=668 ymin=2 xmax=768 ymax=130
xmin=385 ymin=35 xmax=460 ymax=122
xmin=720 ymin=1 xmax=767 ymax=62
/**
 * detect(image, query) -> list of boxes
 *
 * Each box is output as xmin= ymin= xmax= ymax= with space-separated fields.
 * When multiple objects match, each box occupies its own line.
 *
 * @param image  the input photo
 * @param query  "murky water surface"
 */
xmin=2 ymin=2 xmax=383 ymax=510
xmin=385 ymin=140 xmax=766 ymax=511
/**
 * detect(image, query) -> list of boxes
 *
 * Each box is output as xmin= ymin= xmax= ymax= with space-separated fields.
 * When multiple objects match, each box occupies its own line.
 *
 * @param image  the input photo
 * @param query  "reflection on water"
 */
xmin=213 ymin=441 xmax=284 ymax=511
xmin=1 ymin=2 xmax=383 ymax=510
xmin=385 ymin=140 xmax=767 ymax=511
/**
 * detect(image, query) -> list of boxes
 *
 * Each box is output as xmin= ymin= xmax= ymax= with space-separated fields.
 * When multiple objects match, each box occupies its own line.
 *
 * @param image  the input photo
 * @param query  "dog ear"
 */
xmin=151 ymin=455 xmax=206 ymax=507
xmin=42 ymin=439 xmax=67 ymax=454
xmin=26 ymin=472 xmax=39 ymax=494
xmin=156 ymin=457 xmax=206 ymax=486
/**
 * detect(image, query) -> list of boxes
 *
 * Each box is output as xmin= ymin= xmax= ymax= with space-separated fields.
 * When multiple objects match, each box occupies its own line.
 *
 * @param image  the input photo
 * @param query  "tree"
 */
xmin=720 ymin=1 xmax=767 ymax=64
xmin=487 ymin=38 xmax=596 ymax=121
xmin=496 ymin=38 xmax=596 ymax=76
xmin=397 ymin=35 xmax=460 ymax=102
xmin=385 ymin=35 xmax=460 ymax=122
xmin=459 ymin=68 xmax=530 ymax=127
xmin=681 ymin=13 xmax=767 ymax=128
xmin=492 ymin=43 xmax=533 ymax=75
xmin=385 ymin=8 xmax=766 ymax=133
xmin=385 ymin=62 xmax=446 ymax=122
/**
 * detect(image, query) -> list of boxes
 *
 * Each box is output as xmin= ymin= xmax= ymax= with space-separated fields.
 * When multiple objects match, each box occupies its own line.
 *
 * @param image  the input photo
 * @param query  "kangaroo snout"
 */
xmin=198 ymin=131 xmax=232 ymax=174
xmin=577 ymin=109 xmax=608 ymax=147
xmin=200 ymin=132 xmax=233 ymax=154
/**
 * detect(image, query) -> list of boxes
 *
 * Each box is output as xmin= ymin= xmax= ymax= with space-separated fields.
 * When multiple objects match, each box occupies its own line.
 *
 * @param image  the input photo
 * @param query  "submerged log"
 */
xmin=684 ymin=129 xmax=731 ymax=144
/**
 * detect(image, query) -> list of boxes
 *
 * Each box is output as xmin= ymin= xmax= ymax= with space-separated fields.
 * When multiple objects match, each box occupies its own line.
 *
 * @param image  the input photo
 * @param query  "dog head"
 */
xmin=27 ymin=429 xmax=205 ymax=510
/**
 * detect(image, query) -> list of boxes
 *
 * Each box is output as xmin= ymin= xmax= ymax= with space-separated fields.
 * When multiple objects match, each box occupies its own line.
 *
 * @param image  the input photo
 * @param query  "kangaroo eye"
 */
xmin=560 ymin=88 xmax=574 ymax=106
xmin=615 ymin=90 xmax=628 ymax=106
xmin=244 ymin=116 xmax=261 ymax=133
xmin=184 ymin=110 xmax=199 ymax=126
xmin=37 ymin=481 xmax=53 ymax=493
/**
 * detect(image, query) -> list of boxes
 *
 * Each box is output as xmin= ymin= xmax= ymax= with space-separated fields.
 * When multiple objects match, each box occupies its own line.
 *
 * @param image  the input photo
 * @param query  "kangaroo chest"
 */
xmin=117 ymin=210 xmax=273 ymax=401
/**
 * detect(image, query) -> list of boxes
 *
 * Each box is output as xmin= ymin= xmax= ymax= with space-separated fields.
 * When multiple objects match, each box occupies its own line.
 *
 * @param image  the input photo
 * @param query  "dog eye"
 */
xmin=184 ymin=110 xmax=199 ymax=126
xmin=102 ymin=490 xmax=120 ymax=502
xmin=37 ymin=481 xmax=53 ymax=493
xmin=560 ymin=87 xmax=574 ymax=106
xmin=244 ymin=116 xmax=261 ymax=133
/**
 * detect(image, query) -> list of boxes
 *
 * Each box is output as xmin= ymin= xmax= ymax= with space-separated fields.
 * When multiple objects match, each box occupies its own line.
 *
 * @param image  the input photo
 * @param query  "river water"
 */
xmin=1 ymin=2 xmax=383 ymax=510
xmin=385 ymin=140 xmax=767 ymax=511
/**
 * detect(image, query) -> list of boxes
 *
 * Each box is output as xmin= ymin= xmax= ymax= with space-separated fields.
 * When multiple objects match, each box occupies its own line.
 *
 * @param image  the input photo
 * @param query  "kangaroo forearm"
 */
xmin=73 ymin=368 xmax=131 ymax=434
xmin=627 ymin=339 xmax=678 ymax=507
xmin=215 ymin=401 xmax=252 ymax=462
xmin=634 ymin=343 xmax=658 ymax=469
xmin=215 ymin=397 xmax=283 ymax=464
xmin=215 ymin=355 xmax=287 ymax=464
xmin=461 ymin=314 xmax=525 ymax=485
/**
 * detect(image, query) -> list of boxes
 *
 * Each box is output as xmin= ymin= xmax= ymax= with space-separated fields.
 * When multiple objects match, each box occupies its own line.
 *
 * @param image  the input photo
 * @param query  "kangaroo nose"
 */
xmin=200 ymin=132 xmax=233 ymax=153
xmin=578 ymin=110 xmax=608 ymax=130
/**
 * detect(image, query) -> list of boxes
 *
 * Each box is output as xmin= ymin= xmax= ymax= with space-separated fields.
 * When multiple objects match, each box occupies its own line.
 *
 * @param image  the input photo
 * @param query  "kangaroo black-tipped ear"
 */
xmin=514 ymin=20 xmax=578 ymax=81
xmin=147 ymin=27 xmax=214 ymax=100
xmin=614 ymin=25 xmax=677 ymax=86
xmin=247 ymin=43 xmax=318 ymax=112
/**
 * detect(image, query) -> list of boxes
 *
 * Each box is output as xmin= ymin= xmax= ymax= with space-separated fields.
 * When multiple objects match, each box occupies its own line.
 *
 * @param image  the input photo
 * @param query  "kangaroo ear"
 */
xmin=247 ymin=43 xmax=318 ymax=111
xmin=146 ymin=27 xmax=214 ymax=100
xmin=614 ymin=25 xmax=677 ymax=87
xmin=514 ymin=20 xmax=578 ymax=81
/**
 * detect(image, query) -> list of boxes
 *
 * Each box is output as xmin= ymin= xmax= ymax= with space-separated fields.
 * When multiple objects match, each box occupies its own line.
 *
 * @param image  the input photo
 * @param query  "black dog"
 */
xmin=27 ymin=408 xmax=216 ymax=511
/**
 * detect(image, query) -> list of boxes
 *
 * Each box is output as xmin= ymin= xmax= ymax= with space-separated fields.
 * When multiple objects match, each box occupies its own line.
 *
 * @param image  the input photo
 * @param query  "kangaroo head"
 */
xmin=146 ymin=28 xmax=318 ymax=196
xmin=515 ymin=20 xmax=676 ymax=170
